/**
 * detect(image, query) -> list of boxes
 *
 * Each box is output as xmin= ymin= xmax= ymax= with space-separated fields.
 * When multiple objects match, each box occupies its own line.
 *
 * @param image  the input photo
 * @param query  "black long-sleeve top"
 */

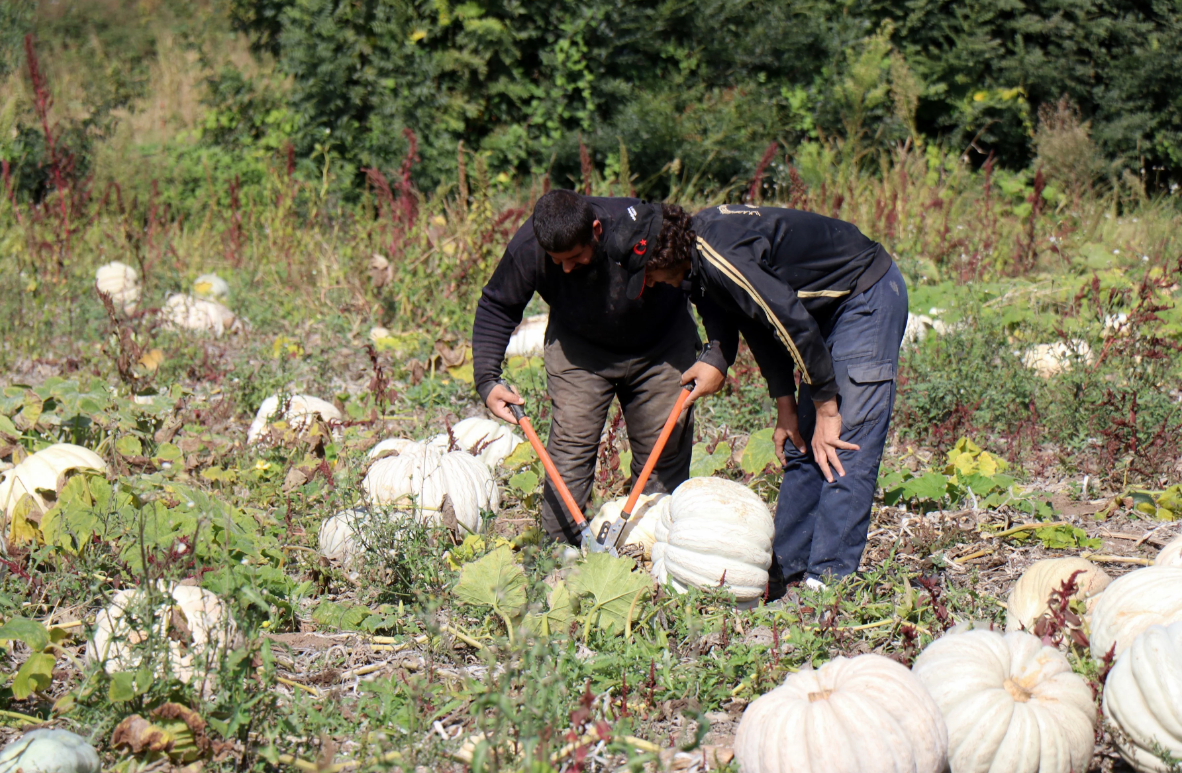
xmin=472 ymin=196 xmax=714 ymax=402
xmin=688 ymin=204 xmax=894 ymax=402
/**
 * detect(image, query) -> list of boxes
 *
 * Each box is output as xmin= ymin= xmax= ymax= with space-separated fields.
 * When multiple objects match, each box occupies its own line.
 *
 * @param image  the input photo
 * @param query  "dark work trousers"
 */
xmin=540 ymin=321 xmax=699 ymax=544
xmin=773 ymin=262 xmax=909 ymax=583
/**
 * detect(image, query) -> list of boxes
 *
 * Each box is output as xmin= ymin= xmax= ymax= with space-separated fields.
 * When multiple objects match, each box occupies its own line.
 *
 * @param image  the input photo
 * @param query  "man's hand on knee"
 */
xmin=486 ymin=383 xmax=525 ymax=424
xmin=680 ymin=362 xmax=725 ymax=407
xmin=812 ymin=397 xmax=860 ymax=482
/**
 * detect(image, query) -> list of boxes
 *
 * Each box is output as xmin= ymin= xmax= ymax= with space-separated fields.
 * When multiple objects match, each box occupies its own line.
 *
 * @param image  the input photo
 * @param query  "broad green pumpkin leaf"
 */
xmin=312 ymin=600 xmax=372 ymax=631
xmin=690 ymin=441 xmax=731 ymax=478
xmin=740 ymin=429 xmax=777 ymax=475
xmin=12 ymin=652 xmax=55 ymax=699
xmin=501 ymin=441 xmax=537 ymax=470
xmin=109 ymin=671 xmax=136 ymax=703
xmin=902 ymin=471 xmax=949 ymax=503
xmin=1157 ymin=484 xmax=1182 ymax=512
xmin=115 ymin=436 xmax=143 ymax=457
xmin=524 ymin=580 xmax=578 ymax=638
xmin=454 ymin=546 xmax=527 ymax=620
xmin=508 ymin=470 xmax=539 ymax=494
xmin=0 ymin=616 xmax=50 ymax=651
xmin=566 ymin=552 xmax=651 ymax=636
xmin=8 ymin=495 xmax=43 ymax=545
xmin=154 ymin=442 xmax=183 ymax=463
xmin=0 ymin=414 xmax=18 ymax=439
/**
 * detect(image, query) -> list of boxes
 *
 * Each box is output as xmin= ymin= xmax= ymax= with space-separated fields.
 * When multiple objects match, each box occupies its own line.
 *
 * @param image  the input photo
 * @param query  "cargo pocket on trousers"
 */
xmin=841 ymin=360 xmax=897 ymax=432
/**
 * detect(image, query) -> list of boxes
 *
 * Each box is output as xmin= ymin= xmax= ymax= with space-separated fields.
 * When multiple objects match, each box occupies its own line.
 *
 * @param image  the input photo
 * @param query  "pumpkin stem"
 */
xmin=1003 ymin=678 xmax=1032 ymax=702
xmin=807 ymin=689 xmax=833 ymax=702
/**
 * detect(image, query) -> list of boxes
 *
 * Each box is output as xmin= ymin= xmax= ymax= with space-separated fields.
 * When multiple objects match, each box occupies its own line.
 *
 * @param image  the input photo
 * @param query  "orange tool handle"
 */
xmin=511 ymin=409 xmax=588 ymax=527
xmin=621 ymin=385 xmax=692 ymax=516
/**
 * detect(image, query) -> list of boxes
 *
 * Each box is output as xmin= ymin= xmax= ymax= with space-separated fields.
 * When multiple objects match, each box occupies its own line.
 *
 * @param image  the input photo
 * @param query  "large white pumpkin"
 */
xmin=428 ymin=417 xmax=523 ymax=469
xmin=504 ymin=314 xmax=547 ymax=358
xmin=362 ymin=441 xmax=498 ymax=534
xmin=735 ymin=653 xmax=948 ymax=773
xmin=1155 ymin=535 xmax=1182 ymax=568
xmin=1102 ymin=621 xmax=1182 ymax=772
xmin=162 ymin=293 xmax=238 ymax=337
xmin=650 ymin=477 xmax=774 ymax=603
xmin=1089 ymin=566 xmax=1182 ymax=660
xmin=588 ymin=493 xmax=668 ymax=557
xmin=1020 ymin=340 xmax=1094 ymax=378
xmin=318 ymin=508 xmax=366 ymax=565
xmin=87 ymin=582 xmax=231 ymax=685
xmin=1005 ymin=557 xmax=1111 ymax=632
xmin=247 ymin=394 xmax=343 ymax=445
xmin=913 ymin=629 xmax=1096 ymax=773
xmin=0 ymin=729 xmax=100 ymax=773
xmin=95 ymin=261 xmax=140 ymax=312
xmin=193 ymin=272 xmax=229 ymax=298
xmin=0 ymin=443 xmax=106 ymax=521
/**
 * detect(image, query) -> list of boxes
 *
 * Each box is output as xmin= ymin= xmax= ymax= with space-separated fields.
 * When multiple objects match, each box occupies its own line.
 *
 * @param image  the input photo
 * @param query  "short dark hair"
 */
xmin=532 ymin=190 xmax=596 ymax=252
xmin=648 ymin=203 xmax=695 ymax=272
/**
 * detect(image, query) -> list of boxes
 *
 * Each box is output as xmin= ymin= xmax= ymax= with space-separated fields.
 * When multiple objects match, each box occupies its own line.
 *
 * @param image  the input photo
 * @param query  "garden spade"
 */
xmin=497 ymin=380 xmax=612 ymax=555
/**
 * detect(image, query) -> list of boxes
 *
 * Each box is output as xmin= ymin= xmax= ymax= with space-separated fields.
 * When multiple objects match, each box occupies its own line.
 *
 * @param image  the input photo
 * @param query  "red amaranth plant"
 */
xmin=747 ymin=142 xmax=779 ymax=203
xmin=365 ymin=129 xmax=421 ymax=260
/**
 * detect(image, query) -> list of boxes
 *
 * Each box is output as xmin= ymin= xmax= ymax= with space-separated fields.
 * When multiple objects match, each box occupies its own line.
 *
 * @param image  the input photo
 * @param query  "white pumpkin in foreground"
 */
xmin=95 ymin=261 xmax=140 ymax=312
xmin=428 ymin=417 xmax=523 ymax=469
xmin=913 ymin=629 xmax=1096 ymax=773
xmin=588 ymin=493 xmax=668 ymax=557
xmin=319 ymin=508 xmax=366 ymax=565
xmin=0 ymin=729 xmax=100 ymax=773
xmin=1005 ymin=557 xmax=1111 ymax=632
xmin=0 ymin=443 xmax=106 ymax=521
xmin=735 ymin=653 xmax=948 ymax=773
xmin=1089 ymin=566 xmax=1182 ymax=660
xmin=162 ymin=293 xmax=238 ymax=337
xmin=193 ymin=272 xmax=229 ymax=298
xmin=650 ymin=477 xmax=773 ymax=603
xmin=247 ymin=394 xmax=343 ymax=444
xmin=1155 ymin=534 xmax=1182 ymax=567
xmin=1103 ymin=621 xmax=1182 ymax=772
xmin=87 ymin=582 xmax=231 ymax=685
xmin=363 ymin=441 xmax=498 ymax=534
xmin=504 ymin=314 xmax=547 ymax=358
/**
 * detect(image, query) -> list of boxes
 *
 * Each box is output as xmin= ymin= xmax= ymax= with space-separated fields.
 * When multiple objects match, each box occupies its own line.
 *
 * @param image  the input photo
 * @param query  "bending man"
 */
xmin=617 ymin=202 xmax=907 ymax=590
xmin=472 ymin=191 xmax=719 ymax=544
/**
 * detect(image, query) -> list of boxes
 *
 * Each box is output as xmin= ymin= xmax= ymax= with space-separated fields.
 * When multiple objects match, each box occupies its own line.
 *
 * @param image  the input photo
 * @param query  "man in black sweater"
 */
xmin=472 ymin=191 xmax=718 ymax=544
xmin=615 ymin=202 xmax=908 ymax=589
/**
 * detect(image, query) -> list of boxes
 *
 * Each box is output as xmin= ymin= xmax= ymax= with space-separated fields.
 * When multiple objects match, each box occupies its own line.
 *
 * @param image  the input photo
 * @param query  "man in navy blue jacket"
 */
xmin=614 ymin=202 xmax=908 ymax=590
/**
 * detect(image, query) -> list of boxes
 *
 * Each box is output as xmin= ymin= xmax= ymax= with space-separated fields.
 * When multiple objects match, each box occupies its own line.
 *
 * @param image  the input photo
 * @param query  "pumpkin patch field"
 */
xmin=3 ymin=21 xmax=1182 ymax=770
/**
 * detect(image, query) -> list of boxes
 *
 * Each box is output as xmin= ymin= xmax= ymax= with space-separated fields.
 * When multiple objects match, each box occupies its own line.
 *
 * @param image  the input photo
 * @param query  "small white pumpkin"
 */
xmin=428 ymin=417 xmax=523 ymax=469
xmin=0 ymin=443 xmax=106 ymax=521
xmin=1005 ymin=557 xmax=1111 ymax=632
xmin=162 ymin=293 xmax=238 ymax=337
xmin=1020 ymin=340 xmax=1094 ymax=378
xmin=1089 ymin=566 xmax=1182 ymax=660
xmin=505 ymin=314 xmax=547 ymax=358
xmin=193 ymin=272 xmax=230 ymax=298
xmin=0 ymin=729 xmax=100 ymax=773
xmin=95 ymin=261 xmax=140 ymax=312
xmin=319 ymin=508 xmax=366 ymax=565
xmin=913 ymin=628 xmax=1096 ymax=773
xmin=588 ymin=493 xmax=668 ymax=557
xmin=87 ymin=582 xmax=231 ymax=685
xmin=362 ymin=441 xmax=498 ymax=534
xmin=1155 ymin=534 xmax=1182 ymax=567
xmin=1102 ymin=621 xmax=1182 ymax=772
xmin=247 ymin=394 xmax=343 ymax=445
xmin=734 ymin=653 xmax=948 ymax=773
xmin=650 ymin=477 xmax=774 ymax=603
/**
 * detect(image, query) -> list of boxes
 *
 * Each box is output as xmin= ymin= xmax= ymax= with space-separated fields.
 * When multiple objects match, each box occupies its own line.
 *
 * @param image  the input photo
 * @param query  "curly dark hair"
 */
xmin=650 ymin=203 xmax=695 ymax=272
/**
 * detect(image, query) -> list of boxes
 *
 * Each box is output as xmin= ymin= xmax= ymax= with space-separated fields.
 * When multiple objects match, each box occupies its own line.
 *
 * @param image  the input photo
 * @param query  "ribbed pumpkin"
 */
xmin=650 ymin=477 xmax=773 ymax=603
xmin=318 ymin=508 xmax=366 ymax=565
xmin=913 ymin=629 xmax=1096 ymax=773
xmin=734 ymin=654 xmax=948 ymax=773
xmin=247 ymin=394 xmax=343 ymax=445
xmin=505 ymin=314 xmax=547 ymax=358
xmin=162 ymin=293 xmax=238 ymax=337
xmin=1155 ymin=535 xmax=1182 ymax=567
xmin=428 ymin=417 xmax=523 ymax=469
xmin=94 ymin=261 xmax=140 ymax=312
xmin=1089 ymin=566 xmax=1182 ymax=660
xmin=0 ymin=443 xmax=106 ymax=523
xmin=87 ymin=582 xmax=231 ymax=685
xmin=1102 ymin=621 xmax=1182 ymax=772
xmin=588 ymin=493 xmax=668 ymax=557
xmin=1005 ymin=557 xmax=1111 ymax=632
xmin=0 ymin=729 xmax=100 ymax=773
xmin=363 ymin=441 xmax=498 ymax=534
xmin=193 ymin=272 xmax=229 ymax=298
